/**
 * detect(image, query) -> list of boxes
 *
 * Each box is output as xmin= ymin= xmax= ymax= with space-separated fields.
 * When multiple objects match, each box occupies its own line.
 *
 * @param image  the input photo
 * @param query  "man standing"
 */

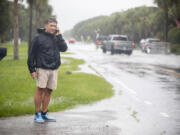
xmin=27 ymin=18 xmax=67 ymax=123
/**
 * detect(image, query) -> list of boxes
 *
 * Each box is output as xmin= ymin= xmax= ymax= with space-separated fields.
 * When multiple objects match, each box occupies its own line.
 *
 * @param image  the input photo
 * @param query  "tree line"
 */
xmin=0 ymin=0 xmax=54 ymax=59
xmin=0 ymin=0 xmax=53 ymax=43
xmin=0 ymin=0 xmax=54 ymax=42
xmin=65 ymin=0 xmax=180 ymax=45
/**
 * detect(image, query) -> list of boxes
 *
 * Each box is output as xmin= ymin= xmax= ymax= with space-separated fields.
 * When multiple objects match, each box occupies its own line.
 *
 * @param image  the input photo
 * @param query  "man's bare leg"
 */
xmin=34 ymin=87 xmax=44 ymax=113
xmin=41 ymin=88 xmax=56 ymax=121
xmin=42 ymin=88 xmax=52 ymax=113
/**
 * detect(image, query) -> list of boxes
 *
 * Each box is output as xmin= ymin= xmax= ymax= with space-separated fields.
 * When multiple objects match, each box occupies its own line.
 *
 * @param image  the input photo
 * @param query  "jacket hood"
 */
xmin=37 ymin=28 xmax=45 ymax=34
xmin=37 ymin=28 xmax=56 ymax=36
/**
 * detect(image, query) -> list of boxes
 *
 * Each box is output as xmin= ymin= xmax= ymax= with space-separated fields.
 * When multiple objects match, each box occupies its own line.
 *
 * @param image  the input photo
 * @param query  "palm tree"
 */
xmin=27 ymin=0 xmax=49 ymax=52
xmin=27 ymin=0 xmax=33 ymax=52
xmin=13 ymin=0 xmax=19 ymax=60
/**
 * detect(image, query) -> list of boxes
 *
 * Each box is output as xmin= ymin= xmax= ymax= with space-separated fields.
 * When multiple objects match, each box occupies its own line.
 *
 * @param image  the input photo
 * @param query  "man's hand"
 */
xmin=56 ymin=27 xmax=61 ymax=35
xmin=31 ymin=72 xmax=37 ymax=80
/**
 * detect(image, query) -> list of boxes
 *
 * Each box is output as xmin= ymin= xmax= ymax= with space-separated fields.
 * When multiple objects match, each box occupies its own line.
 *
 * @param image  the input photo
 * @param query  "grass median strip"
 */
xmin=0 ymin=42 xmax=114 ymax=117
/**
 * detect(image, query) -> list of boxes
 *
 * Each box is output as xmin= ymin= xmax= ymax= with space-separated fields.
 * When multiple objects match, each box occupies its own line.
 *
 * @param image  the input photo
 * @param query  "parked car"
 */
xmin=140 ymin=38 xmax=169 ymax=54
xmin=68 ymin=39 xmax=76 ymax=44
xmin=101 ymin=34 xmax=134 ymax=55
xmin=0 ymin=47 xmax=7 ymax=61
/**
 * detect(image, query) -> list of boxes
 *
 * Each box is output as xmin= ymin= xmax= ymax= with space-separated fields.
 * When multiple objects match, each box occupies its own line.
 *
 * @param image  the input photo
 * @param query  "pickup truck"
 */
xmin=140 ymin=38 xmax=170 ymax=54
xmin=0 ymin=47 xmax=7 ymax=61
xmin=101 ymin=35 xmax=134 ymax=55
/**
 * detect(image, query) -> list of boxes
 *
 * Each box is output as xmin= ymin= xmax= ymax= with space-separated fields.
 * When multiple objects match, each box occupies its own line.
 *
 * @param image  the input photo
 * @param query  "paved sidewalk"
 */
xmin=0 ymin=110 xmax=120 ymax=135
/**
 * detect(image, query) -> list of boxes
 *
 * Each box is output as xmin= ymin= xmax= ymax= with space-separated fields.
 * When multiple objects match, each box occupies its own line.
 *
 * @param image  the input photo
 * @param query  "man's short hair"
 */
xmin=45 ymin=17 xmax=57 ymax=24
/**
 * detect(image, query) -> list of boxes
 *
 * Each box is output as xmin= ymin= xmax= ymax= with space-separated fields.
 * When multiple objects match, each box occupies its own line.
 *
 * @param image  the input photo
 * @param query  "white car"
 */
xmin=140 ymin=38 xmax=169 ymax=54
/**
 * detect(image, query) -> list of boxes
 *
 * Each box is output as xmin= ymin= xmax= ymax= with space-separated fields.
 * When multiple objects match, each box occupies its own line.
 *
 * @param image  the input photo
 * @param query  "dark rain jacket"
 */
xmin=27 ymin=28 xmax=68 ymax=73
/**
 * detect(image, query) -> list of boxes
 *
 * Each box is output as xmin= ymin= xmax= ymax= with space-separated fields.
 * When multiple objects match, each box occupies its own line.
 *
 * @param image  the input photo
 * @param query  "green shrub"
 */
xmin=168 ymin=28 xmax=180 ymax=44
xmin=170 ymin=44 xmax=180 ymax=55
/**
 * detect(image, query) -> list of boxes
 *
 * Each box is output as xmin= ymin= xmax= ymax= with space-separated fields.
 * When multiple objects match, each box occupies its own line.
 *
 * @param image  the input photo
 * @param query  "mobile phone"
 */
xmin=55 ymin=30 xmax=59 ymax=33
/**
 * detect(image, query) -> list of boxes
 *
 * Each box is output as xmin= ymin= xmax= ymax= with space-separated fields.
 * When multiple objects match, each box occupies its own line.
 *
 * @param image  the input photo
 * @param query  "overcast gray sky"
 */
xmin=49 ymin=0 xmax=156 ymax=32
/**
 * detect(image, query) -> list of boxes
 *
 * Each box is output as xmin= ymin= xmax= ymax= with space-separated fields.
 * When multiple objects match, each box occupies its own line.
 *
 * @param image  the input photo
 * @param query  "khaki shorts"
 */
xmin=36 ymin=68 xmax=58 ymax=90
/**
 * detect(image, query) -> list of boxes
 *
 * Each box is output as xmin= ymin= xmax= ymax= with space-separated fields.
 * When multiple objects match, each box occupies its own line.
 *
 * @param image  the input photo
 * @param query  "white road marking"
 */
xmin=113 ymin=78 xmax=137 ymax=95
xmin=160 ymin=112 xmax=169 ymax=118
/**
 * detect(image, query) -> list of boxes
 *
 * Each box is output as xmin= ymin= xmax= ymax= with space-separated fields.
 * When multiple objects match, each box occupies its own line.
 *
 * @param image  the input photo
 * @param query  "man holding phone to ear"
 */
xmin=27 ymin=18 xmax=67 ymax=123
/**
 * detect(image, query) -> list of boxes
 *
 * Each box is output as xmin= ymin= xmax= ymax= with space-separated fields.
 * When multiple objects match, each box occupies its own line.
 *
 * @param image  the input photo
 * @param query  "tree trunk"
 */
xmin=28 ymin=0 xmax=33 ymax=53
xmin=35 ymin=5 xmax=40 ymax=30
xmin=164 ymin=5 xmax=168 ymax=42
xmin=13 ymin=0 xmax=19 ymax=60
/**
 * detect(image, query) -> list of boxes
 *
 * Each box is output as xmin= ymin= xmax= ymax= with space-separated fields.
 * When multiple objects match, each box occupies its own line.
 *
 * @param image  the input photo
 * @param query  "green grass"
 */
xmin=0 ymin=42 xmax=114 ymax=117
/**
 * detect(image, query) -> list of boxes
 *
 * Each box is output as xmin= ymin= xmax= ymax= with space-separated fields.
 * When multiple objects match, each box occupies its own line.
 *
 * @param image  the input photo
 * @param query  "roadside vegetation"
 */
xmin=170 ymin=44 xmax=180 ymax=55
xmin=168 ymin=28 xmax=180 ymax=54
xmin=0 ymin=42 xmax=114 ymax=117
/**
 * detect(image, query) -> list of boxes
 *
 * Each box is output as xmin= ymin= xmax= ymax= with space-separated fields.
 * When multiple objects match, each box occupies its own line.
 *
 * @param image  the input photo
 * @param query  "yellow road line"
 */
xmin=156 ymin=67 xmax=180 ymax=77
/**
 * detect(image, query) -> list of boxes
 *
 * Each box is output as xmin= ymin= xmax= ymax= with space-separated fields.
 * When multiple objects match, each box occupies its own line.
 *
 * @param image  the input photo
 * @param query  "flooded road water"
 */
xmin=67 ymin=44 xmax=180 ymax=135
xmin=0 ymin=43 xmax=180 ymax=135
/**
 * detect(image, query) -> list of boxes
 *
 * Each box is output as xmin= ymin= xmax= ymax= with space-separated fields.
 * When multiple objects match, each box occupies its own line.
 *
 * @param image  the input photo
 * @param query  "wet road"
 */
xmin=67 ymin=44 xmax=180 ymax=135
xmin=0 ymin=43 xmax=180 ymax=135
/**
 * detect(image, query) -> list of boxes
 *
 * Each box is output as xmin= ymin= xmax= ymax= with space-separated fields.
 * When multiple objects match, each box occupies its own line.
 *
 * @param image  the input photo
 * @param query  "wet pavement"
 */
xmin=0 ymin=43 xmax=180 ymax=135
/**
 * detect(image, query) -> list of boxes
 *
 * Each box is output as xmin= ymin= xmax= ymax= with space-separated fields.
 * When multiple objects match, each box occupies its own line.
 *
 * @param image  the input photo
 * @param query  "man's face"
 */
xmin=45 ymin=22 xmax=57 ymax=34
